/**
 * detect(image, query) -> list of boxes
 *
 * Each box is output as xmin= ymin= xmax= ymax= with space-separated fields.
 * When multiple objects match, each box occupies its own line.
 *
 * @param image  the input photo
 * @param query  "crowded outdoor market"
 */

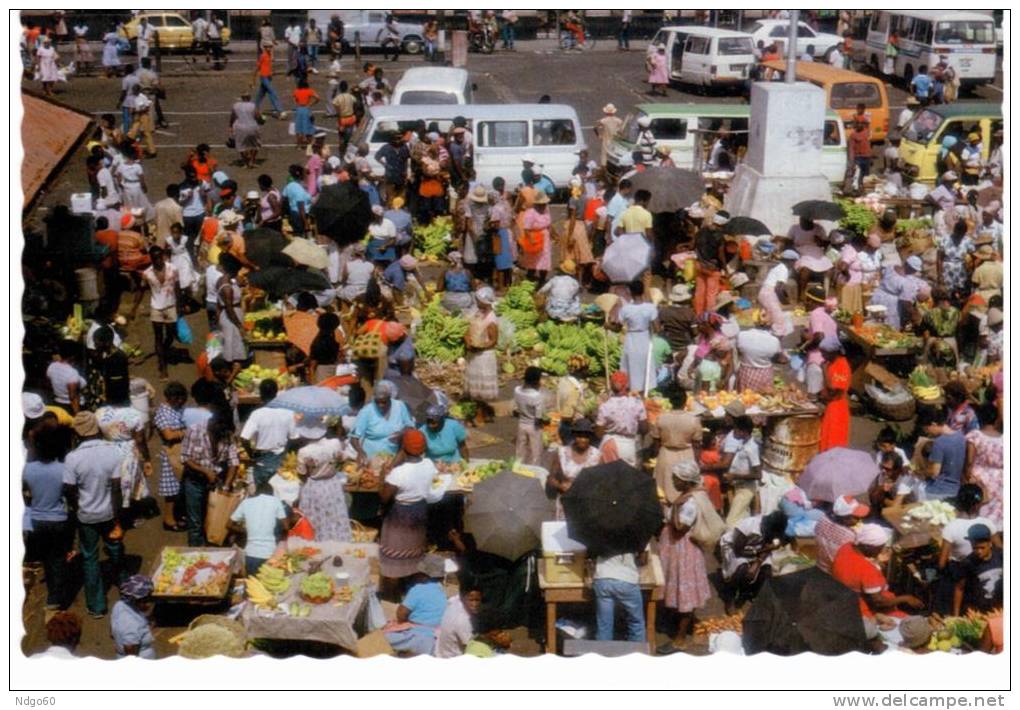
xmin=17 ymin=9 xmax=1004 ymax=662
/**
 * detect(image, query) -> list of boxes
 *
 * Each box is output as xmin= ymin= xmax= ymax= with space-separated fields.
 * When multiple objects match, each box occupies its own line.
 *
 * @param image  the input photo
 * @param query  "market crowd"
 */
xmin=21 ymin=12 xmax=1004 ymax=660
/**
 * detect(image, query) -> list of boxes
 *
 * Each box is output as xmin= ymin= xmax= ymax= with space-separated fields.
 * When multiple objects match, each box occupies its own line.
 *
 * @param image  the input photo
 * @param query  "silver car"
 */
xmin=307 ymin=10 xmax=425 ymax=55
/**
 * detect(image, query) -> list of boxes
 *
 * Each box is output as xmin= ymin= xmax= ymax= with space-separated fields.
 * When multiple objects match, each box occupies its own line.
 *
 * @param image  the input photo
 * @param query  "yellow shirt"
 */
xmin=619 ymin=204 xmax=653 ymax=234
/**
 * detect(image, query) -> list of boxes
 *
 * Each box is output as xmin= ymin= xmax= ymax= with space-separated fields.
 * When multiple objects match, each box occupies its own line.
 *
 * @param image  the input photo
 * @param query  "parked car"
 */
xmin=306 ymin=10 xmax=425 ymax=55
xmin=119 ymin=12 xmax=231 ymax=52
xmin=746 ymin=19 xmax=840 ymax=61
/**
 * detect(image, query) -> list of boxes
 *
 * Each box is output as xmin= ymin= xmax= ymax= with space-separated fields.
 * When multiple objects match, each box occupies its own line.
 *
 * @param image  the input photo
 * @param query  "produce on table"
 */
xmin=894 ymin=217 xmax=933 ymax=235
xmin=299 ymin=572 xmax=335 ymax=604
xmin=417 ymin=295 xmax=469 ymax=363
xmin=643 ymin=396 xmax=673 ymax=425
xmin=256 ymin=564 xmax=291 ymax=595
xmin=908 ymin=366 xmax=943 ymax=402
xmin=849 ymin=323 xmax=922 ymax=351
xmin=233 ymin=364 xmax=301 ymax=393
xmin=902 ymin=500 xmax=956 ymax=528
xmin=245 ymin=313 xmax=288 ymax=343
xmin=244 ymin=576 xmax=278 ymax=608
xmin=413 ymin=216 xmax=454 ymax=259
xmin=455 ymin=459 xmax=512 ymax=490
xmin=839 ymin=197 xmax=878 ymax=237
xmin=154 ymin=550 xmax=233 ymax=596
xmin=334 ymin=585 xmax=354 ymax=604
xmin=927 ymin=613 xmax=991 ymax=652
xmin=178 ymin=622 xmax=247 ymax=658
xmin=288 ymin=602 xmax=313 ymax=617
xmin=496 ymin=281 xmax=539 ymax=339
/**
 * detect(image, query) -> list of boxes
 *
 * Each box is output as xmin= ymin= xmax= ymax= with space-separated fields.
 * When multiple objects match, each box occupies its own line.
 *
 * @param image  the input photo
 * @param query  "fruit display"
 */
xmin=233 ymin=364 xmax=301 ymax=393
xmin=244 ymin=310 xmax=288 ymax=344
xmin=413 ymin=215 xmax=454 ymax=260
xmin=256 ymin=563 xmax=291 ymax=596
xmin=287 ymin=602 xmax=313 ymax=618
xmin=495 ymin=281 xmax=539 ymax=343
xmin=449 ymin=401 xmax=477 ymax=422
xmin=276 ymin=451 xmax=300 ymax=481
xmin=244 ymin=576 xmax=279 ymax=610
xmin=908 ymin=366 xmax=943 ymax=402
xmin=417 ymin=295 xmax=469 ymax=363
xmin=902 ymin=500 xmax=956 ymax=529
xmin=643 ymin=396 xmax=672 ymax=425
xmin=531 ymin=321 xmax=622 ymax=376
xmin=685 ymin=384 xmax=811 ymax=416
xmin=454 ymin=459 xmax=510 ymax=490
xmin=334 ymin=584 xmax=355 ymax=605
xmin=153 ymin=549 xmax=235 ymax=597
xmin=299 ymin=572 xmax=335 ymax=604
xmin=694 ymin=611 xmax=745 ymax=636
xmin=927 ymin=613 xmax=992 ymax=652
xmin=849 ymin=323 xmax=922 ymax=351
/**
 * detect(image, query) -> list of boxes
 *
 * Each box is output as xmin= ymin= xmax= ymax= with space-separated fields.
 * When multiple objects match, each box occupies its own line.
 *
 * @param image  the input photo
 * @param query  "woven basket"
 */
xmin=350 ymin=520 xmax=379 ymax=543
xmin=864 ymin=383 xmax=916 ymax=421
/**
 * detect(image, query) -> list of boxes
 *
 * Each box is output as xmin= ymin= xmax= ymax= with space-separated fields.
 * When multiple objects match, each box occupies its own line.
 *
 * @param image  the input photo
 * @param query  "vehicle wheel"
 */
xmin=402 ymin=37 xmax=423 ymax=55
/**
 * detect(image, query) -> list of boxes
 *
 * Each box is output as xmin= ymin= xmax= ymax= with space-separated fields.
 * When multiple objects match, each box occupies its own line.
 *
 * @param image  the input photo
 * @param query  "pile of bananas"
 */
xmin=255 ymin=564 xmax=291 ymax=595
xmin=911 ymin=384 xmax=942 ymax=401
xmin=244 ymin=576 xmax=278 ymax=609
xmin=276 ymin=452 xmax=300 ymax=481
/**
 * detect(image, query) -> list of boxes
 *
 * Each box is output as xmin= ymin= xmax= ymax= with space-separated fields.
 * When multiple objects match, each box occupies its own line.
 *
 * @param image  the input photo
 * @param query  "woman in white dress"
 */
xmin=34 ymin=36 xmax=60 ymax=96
xmin=215 ymin=254 xmax=248 ymax=369
xmin=546 ymin=418 xmax=602 ymax=519
xmin=166 ymin=223 xmax=198 ymax=298
xmin=101 ymin=25 xmax=121 ymax=77
xmin=114 ymin=151 xmax=154 ymax=222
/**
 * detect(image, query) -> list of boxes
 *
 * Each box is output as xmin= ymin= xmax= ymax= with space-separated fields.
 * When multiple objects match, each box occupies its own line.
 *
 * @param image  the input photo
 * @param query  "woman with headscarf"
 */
xmin=818 ymin=336 xmax=851 ymax=452
xmin=306 ymin=312 xmax=343 ymax=384
xmin=735 ymin=310 xmax=788 ymax=391
xmin=34 ymin=35 xmax=60 ymax=96
xmin=350 ymin=380 xmax=414 ymax=464
xmin=338 ymin=242 xmax=376 ymax=304
xmin=96 ymin=375 xmax=151 ymax=510
xmin=787 ymin=215 xmax=832 ymax=303
xmin=518 ymin=190 xmax=552 ymax=284
xmin=657 ymin=461 xmax=716 ymax=655
xmin=616 ymin=280 xmax=659 ymax=395
xmin=836 ymin=231 xmax=866 ymax=314
xmin=296 ymin=419 xmax=353 ymax=542
xmin=379 ymin=430 xmax=445 ymax=597
xmin=858 ymin=233 xmax=884 ymax=293
xmin=101 ymin=24 xmax=121 ymax=78
xmin=420 ymin=402 xmax=469 ymax=464
xmin=463 ymin=287 xmax=500 ymax=407
xmin=215 ymin=254 xmax=248 ymax=374
xmin=646 ymin=45 xmax=669 ymax=97
xmin=595 ymin=370 xmax=648 ymax=467
xmin=229 ymin=90 xmax=263 ymax=169
xmin=801 ymin=285 xmax=839 ymax=397
xmin=438 ymin=251 xmax=475 ymax=314
xmin=546 ymin=418 xmax=602 ymax=520
xmin=868 ymin=256 xmax=927 ymax=331
xmin=649 ymin=389 xmax=701 ymax=504
xmin=537 ymin=259 xmax=582 ymax=322
xmin=111 ymin=575 xmax=156 ymax=658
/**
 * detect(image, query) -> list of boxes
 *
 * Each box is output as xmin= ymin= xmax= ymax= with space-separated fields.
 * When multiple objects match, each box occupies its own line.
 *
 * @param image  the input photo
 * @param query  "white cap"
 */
xmin=856 ymin=523 xmax=891 ymax=547
xmin=22 ymin=392 xmax=46 ymax=420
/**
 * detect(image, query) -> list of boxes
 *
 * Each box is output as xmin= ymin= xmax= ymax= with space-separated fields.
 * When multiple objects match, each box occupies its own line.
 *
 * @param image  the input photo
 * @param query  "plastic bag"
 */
xmin=176 ymin=316 xmax=194 ymax=345
xmin=366 ymin=588 xmax=387 ymax=630
xmin=497 ymin=316 xmax=516 ymax=352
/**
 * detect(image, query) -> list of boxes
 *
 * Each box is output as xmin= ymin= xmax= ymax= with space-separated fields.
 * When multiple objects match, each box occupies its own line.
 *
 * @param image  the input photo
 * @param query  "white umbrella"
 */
xmin=601 ymin=233 xmax=652 ymax=283
xmin=282 ymin=238 xmax=330 ymax=270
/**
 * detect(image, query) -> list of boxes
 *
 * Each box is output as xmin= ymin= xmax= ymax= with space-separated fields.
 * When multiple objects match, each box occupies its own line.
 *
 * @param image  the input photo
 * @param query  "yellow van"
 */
xmin=762 ymin=60 xmax=891 ymax=141
xmin=898 ymin=104 xmax=1002 ymax=183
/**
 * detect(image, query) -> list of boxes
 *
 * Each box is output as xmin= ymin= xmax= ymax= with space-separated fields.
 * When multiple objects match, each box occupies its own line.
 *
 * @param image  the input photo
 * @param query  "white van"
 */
xmin=648 ymin=26 xmax=756 ymax=88
xmin=392 ymin=67 xmax=473 ymax=105
xmin=354 ymin=104 xmax=586 ymax=189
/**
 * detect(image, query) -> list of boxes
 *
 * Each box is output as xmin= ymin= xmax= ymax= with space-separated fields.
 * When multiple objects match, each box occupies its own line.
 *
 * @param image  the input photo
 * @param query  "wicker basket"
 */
xmin=864 ymin=383 xmax=916 ymax=421
xmin=350 ymin=520 xmax=379 ymax=543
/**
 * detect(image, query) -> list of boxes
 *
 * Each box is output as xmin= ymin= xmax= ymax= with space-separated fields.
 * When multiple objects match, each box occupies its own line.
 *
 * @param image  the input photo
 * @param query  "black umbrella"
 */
xmin=243 ymin=227 xmax=292 ymax=270
xmin=561 ymin=460 xmax=663 ymax=558
xmin=465 ymin=471 xmax=554 ymax=562
xmin=311 ymin=182 xmax=373 ymax=247
xmin=742 ymin=567 xmax=869 ymax=656
xmin=792 ymin=200 xmax=846 ymax=222
xmin=246 ymin=266 xmax=330 ymax=300
xmin=627 ymin=167 xmax=705 ymax=214
xmin=723 ymin=216 xmax=772 ymax=237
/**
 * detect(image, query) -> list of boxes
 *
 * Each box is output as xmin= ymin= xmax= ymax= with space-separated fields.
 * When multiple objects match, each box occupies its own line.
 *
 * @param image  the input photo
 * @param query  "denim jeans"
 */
xmin=183 ymin=473 xmax=210 ymax=547
xmin=593 ymin=578 xmax=645 ymax=642
xmin=501 ymin=24 xmax=515 ymax=49
xmin=618 ymin=24 xmax=630 ymax=49
xmin=78 ymin=518 xmax=125 ymax=615
xmin=255 ymin=76 xmax=283 ymax=114
xmin=308 ymin=45 xmax=319 ymax=66
xmin=121 ymin=106 xmax=131 ymax=133
xmin=28 ymin=519 xmax=72 ymax=608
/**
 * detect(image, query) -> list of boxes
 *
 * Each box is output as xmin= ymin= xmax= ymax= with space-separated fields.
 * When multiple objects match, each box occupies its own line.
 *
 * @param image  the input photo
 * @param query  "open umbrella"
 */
xmin=282 ymin=238 xmax=330 ymax=270
xmin=796 ymin=447 xmax=879 ymax=503
xmin=243 ymin=227 xmax=291 ymax=270
xmin=723 ymin=216 xmax=772 ymax=237
xmin=742 ymin=567 xmax=869 ymax=656
xmin=561 ymin=460 xmax=663 ymax=558
xmin=600 ymin=232 xmax=653 ymax=283
xmin=465 ymin=471 xmax=554 ymax=562
xmin=792 ymin=200 xmax=846 ymax=222
xmin=247 ymin=266 xmax=331 ymax=300
xmin=268 ymin=386 xmax=347 ymax=418
xmin=311 ymin=182 xmax=373 ymax=247
xmin=627 ymin=167 xmax=705 ymax=214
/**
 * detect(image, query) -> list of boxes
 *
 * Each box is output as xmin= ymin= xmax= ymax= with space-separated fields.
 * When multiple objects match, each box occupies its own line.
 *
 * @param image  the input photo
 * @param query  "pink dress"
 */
xmin=520 ymin=208 xmax=552 ymax=272
xmin=966 ymin=429 xmax=1003 ymax=526
xmin=659 ymin=496 xmax=712 ymax=612
xmin=648 ymin=53 xmax=669 ymax=85
xmin=305 ymin=153 xmax=323 ymax=198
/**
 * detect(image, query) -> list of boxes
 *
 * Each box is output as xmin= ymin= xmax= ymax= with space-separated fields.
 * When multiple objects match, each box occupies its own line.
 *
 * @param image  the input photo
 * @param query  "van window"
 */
xmin=830 ymin=82 xmax=882 ymax=109
xmin=717 ymin=37 xmax=753 ymax=55
xmin=911 ymin=20 xmax=933 ymax=44
xmin=685 ymin=36 xmax=710 ymax=54
xmin=370 ymin=120 xmax=420 ymax=143
xmin=870 ymin=12 xmax=888 ymax=33
xmin=477 ymin=120 xmax=528 ymax=147
xmin=650 ymin=30 xmax=666 ymax=47
xmin=903 ymin=109 xmax=944 ymax=144
xmin=399 ymin=90 xmax=459 ymax=105
xmin=651 ymin=118 xmax=687 ymax=140
xmin=533 ymin=119 xmax=577 ymax=146
xmin=823 ymin=120 xmax=841 ymax=146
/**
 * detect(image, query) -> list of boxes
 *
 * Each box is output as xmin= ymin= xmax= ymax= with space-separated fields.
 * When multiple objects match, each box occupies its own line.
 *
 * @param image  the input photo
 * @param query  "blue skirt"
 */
xmin=494 ymin=228 xmax=514 ymax=271
xmin=294 ymin=106 xmax=315 ymax=136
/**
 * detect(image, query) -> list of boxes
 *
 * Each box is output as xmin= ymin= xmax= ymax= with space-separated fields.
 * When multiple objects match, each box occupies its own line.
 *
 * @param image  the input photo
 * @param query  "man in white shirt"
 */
xmin=285 ymin=21 xmax=302 ymax=74
xmin=593 ymin=549 xmax=646 ymax=642
xmin=435 ymin=584 xmax=482 ymax=658
xmin=136 ymin=17 xmax=153 ymax=59
xmin=702 ymin=416 xmax=762 ymax=526
xmin=828 ymin=45 xmax=844 ymax=68
xmin=191 ymin=14 xmax=208 ymax=55
xmin=239 ymin=379 xmax=299 ymax=485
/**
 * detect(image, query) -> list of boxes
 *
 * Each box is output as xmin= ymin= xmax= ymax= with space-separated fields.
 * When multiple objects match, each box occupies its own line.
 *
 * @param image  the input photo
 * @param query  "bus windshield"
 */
xmin=903 ymin=109 xmax=944 ymax=144
xmin=933 ymin=20 xmax=995 ymax=44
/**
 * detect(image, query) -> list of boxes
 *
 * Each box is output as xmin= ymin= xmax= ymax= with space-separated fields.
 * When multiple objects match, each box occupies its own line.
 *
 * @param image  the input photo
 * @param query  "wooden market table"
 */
xmin=537 ymin=553 xmax=665 ymax=655
xmin=840 ymin=323 xmax=922 ymax=396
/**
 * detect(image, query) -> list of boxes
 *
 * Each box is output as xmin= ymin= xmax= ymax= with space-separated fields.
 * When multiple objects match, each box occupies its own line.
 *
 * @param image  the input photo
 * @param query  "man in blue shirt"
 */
xmin=384 ymin=196 xmax=413 ymax=254
xmin=910 ymin=66 xmax=933 ymax=106
xmin=921 ymin=411 xmax=966 ymax=500
xmin=532 ymin=166 xmax=556 ymax=197
xmin=281 ymin=164 xmax=313 ymax=236
xmin=605 ymin=178 xmax=633 ymax=244
xmin=374 ymin=132 xmax=409 ymax=203
xmin=384 ymin=554 xmax=449 ymax=655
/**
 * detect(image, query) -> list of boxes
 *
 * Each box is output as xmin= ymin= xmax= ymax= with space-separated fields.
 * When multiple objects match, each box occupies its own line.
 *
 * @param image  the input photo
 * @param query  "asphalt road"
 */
xmin=17 ymin=39 xmax=1001 ymax=659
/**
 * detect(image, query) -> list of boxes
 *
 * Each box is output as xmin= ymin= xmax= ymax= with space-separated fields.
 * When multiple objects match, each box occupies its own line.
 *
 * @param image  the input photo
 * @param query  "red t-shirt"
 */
xmin=293 ymin=88 xmax=318 ymax=106
xmin=830 ymin=543 xmax=893 ymax=618
xmin=257 ymin=51 xmax=272 ymax=78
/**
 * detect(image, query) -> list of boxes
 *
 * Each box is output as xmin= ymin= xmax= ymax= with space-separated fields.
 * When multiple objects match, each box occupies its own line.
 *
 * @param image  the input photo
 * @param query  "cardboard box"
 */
xmin=541 ymin=521 xmax=587 ymax=585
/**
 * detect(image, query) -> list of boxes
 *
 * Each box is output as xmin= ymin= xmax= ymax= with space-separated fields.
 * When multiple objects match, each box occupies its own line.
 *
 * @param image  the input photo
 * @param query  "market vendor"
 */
xmin=814 ymin=495 xmax=870 ymax=575
xmin=307 ymin=312 xmax=345 ymax=384
xmin=110 ymin=575 xmax=156 ymax=659
xmin=296 ymin=419 xmax=353 ymax=542
xmin=595 ymin=371 xmax=648 ymax=467
xmin=239 ymin=379 xmax=300 ymax=485
xmin=537 ymin=259 xmax=582 ymax=322
xmin=419 ymin=403 xmax=469 ymax=464
xmin=384 ymin=554 xmax=448 ymax=656
xmin=734 ymin=311 xmax=788 ymax=392
xmin=718 ymin=510 xmax=789 ymax=614
xmin=800 ymin=285 xmax=838 ymax=397
xmin=757 ymin=250 xmax=798 ymax=339
xmin=831 ymin=524 xmax=924 ymax=620
xmin=547 ymin=418 xmax=602 ymax=520
xmin=920 ymin=288 xmax=961 ymax=368
xmin=437 ymin=251 xmax=475 ymax=315
xmin=818 ymin=336 xmax=851 ymax=452
xmin=787 ymin=215 xmax=832 ymax=303
xmin=350 ymin=379 xmax=414 ymax=464
xmin=283 ymin=292 xmax=320 ymax=357
xmin=868 ymin=257 xmax=927 ymax=332
xmin=700 ymin=415 xmax=761 ymax=526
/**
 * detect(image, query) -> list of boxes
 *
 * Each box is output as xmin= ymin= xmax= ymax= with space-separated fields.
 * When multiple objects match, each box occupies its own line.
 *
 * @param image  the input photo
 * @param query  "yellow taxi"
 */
xmin=119 ymin=12 xmax=231 ymax=51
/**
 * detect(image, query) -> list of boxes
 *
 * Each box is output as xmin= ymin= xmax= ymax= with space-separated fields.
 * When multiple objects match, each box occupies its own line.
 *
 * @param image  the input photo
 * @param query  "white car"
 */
xmin=746 ymin=19 xmax=842 ymax=61
xmin=306 ymin=10 xmax=425 ymax=55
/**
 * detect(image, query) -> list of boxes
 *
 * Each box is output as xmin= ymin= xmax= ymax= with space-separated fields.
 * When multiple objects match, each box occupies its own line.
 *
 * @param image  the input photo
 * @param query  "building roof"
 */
xmin=20 ymin=92 xmax=94 ymax=211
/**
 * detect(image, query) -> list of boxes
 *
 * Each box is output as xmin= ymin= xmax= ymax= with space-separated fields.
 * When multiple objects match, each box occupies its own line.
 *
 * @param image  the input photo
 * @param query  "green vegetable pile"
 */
xmin=533 ymin=321 xmax=622 ymax=376
xmin=837 ymin=198 xmax=878 ymax=239
xmin=413 ymin=216 xmax=454 ymax=259
xmin=450 ymin=401 xmax=477 ymax=421
xmin=495 ymin=281 xmax=540 ymax=349
xmin=895 ymin=217 xmax=933 ymax=234
xmin=416 ymin=295 xmax=469 ymax=363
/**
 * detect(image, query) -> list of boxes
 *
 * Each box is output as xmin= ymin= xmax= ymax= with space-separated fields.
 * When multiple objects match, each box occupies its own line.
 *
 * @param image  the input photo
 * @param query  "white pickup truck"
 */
xmin=306 ymin=10 xmax=426 ymax=55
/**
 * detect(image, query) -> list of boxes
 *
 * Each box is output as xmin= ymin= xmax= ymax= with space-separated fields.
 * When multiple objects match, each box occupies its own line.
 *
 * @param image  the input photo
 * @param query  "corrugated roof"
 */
xmin=20 ymin=92 xmax=94 ymax=211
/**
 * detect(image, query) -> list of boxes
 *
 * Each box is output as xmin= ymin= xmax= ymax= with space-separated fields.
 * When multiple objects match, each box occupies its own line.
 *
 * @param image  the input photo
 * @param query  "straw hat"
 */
xmin=559 ymin=259 xmax=576 ymax=275
xmin=669 ymin=284 xmax=692 ymax=304
xmin=602 ymin=103 xmax=617 ymax=115
xmin=532 ymin=192 xmax=550 ymax=205
xmin=469 ymin=185 xmax=489 ymax=203
xmin=714 ymin=291 xmax=735 ymax=310
xmin=218 ymin=209 xmax=242 ymax=226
